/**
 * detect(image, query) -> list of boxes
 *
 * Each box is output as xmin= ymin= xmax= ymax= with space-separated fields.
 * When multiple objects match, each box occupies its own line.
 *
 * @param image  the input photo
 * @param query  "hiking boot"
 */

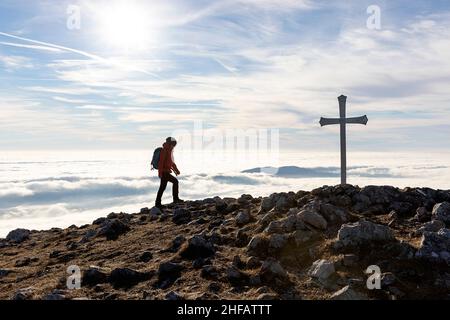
xmin=173 ymin=198 xmax=184 ymax=204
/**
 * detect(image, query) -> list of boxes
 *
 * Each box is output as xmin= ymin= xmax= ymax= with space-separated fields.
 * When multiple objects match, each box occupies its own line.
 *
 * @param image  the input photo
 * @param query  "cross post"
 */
xmin=320 ymin=95 xmax=368 ymax=185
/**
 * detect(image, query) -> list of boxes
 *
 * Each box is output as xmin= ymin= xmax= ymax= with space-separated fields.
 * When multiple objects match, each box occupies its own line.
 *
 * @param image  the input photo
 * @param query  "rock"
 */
xmin=257 ymin=293 xmax=279 ymax=300
xmin=226 ymin=266 xmax=249 ymax=285
xmin=172 ymin=208 xmax=191 ymax=225
xmin=165 ymin=291 xmax=183 ymax=300
xmin=43 ymin=293 xmax=66 ymax=300
xmin=247 ymin=235 xmax=269 ymax=258
xmin=232 ymin=255 xmax=246 ymax=269
xmin=93 ymin=217 xmax=107 ymax=225
xmin=215 ymin=200 xmax=228 ymax=212
xmin=336 ymin=220 xmax=395 ymax=248
xmin=164 ymin=235 xmax=186 ymax=253
xmin=343 ymin=254 xmax=358 ymax=267
xmin=201 ymin=265 xmax=219 ymax=279
xmin=235 ymin=211 xmax=251 ymax=226
xmin=140 ymin=207 xmax=150 ymax=214
xmin=14 ymin=257 xmax=31 ymax=267
xmin=432 ymin=202 xmax=450 ymax=225
xmin=330 ymin=286 xmax=369 ymax=300
xmin=179 ymin=235 xmax=215 ymax=260
xmin=259 ymin=258 xmax=288 ymax=284
xmin=414 ymin=207 xmax=430 ymax=222
xmin=139 ymin=251 xmax=153 ymax=262
xmin=417 ymin=220 xmax=446 ymax=235
xmin=320 ymin=203 xmax=348 ymax=224
xmin=158 ymin=261 xmax=183 ymax=286
xmin=208 ymin=282 xmax=221 ymax=293
xmin=6 ymin=229 xmax=31 ymax=243
xmin=249 ymin=275 xmax=262 ymax=286
xmin=298 ymin=210 xmax=327 ymax=230
xmin=150 ymin=206 xmax=162 ymax=215
xmin=261 ymin=197 xmax=275 ymax=212
xmin=381 ymin=272 xmax=397 ymax=288
xmin=79 ymin=229 xmax=97 ymax=243
xmin=352 ymin=193 xmax=371 ymax=212
xmin=291 ymin=230 xmax=316 ymax=246
xmin=247 ymin=256 xmax=262 ymax=269
xmin=82 ymin=267 xmax=108 ymax=286
xmin=0 ymin=269 xmax=12 ymax=278
xmin=268 ymin=234 xmax=288 ymax=251
xmin=416 ymin=228 xmax=450 ymax=264
xmin=266 ymin=215 xmax=301 ymax=234
xmin=97 ymin=219 xmax=130 ymax=240
xmin=274 ymin=196 xmax=289 ymax=211
xmin=108 ymin=268 xmax=150 ymax=288
xmin=308 ymin=259 xmax=335 ymax=280
xmin=11 ymin=287 xmax=35 ymax=300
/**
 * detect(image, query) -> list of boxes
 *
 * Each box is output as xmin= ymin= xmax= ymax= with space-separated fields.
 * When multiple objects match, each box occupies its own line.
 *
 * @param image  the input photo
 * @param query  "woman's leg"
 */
xmin=166 ymin=173 xmax=179 ymax=201
xmin=155 ymin=174 xmax=169 ymax=206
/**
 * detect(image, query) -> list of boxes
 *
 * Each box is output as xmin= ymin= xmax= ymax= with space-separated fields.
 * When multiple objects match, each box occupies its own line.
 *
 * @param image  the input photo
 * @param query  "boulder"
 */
xmin=260 ymin=197 xmax=275 ymax=212
xmin=97 ymin=219 xmax=130 ymax=240
xmin=179 ymin=235 xmax=215 ymax=260
xmin=432 ymin=202 xmax=450 ymax=225
xmin=235 ymin=211 xmax=251 ymax=226
xmin=0 ymin=269 xmax=12 ymax=278
xmin=308 ymin=259 xmax=335 ymax=280
xmin=201 ymin=265 xmax=219 ymax=280
xmin=343 ymin=254 xmax=359 ymax=267
xmin=330 ymin=285 xmax=369 ymax=300
xmin=93 ymin=217 xmax=107 ymax=225
xmin=82 ymin=267 xmax=108 ymax=286
xmin=150 ymin=206 xmax=162 ymax=216
xmin=259 ymin=258 xmax=289 ymax=285
xmin=164 ymin=235 xmax=186 ymax=253
xmin=320 ymin=203 xmax=348 ymax=224
xmin=139 ymin=251 xmax=153 ymax=262
xmin=6 ymin=229 xmax=31 ymax=244
xmin=108 ymin=268 xmax=150 ymax=288
xmin=158 ymin=261 xmax=184 ymax=286
xmin=172 ymin=208 xmax=191 ymax=225
xmin=79 ymin=229 xmax=97 ymax=243
xmin=265 ymin=215 xmax=302 ymax=234
xmin=415 ymin=228 xmax=450 ymax=264
xmin=165 ymin=291 xmax=183 ymax=300
xmin=414 ymin=207 xmax=430 ymax=222
xmin=226 ymin=266 xmax=249 ymax=285
xmin=417 ymin=220 xmax=446 ymax=235
xmin=15 ymin=257 xmax=31 ymax=267
xmin=268 ymin=234 xmax=288 ymax=251
xmin=11 ymin=287 xmax=35 ymax=300
xmin=298 ymin=210 xmax=327 ymax=230
xmin=336 ymin=220 xmax=395 ymax=248
xmin=247 ymin=235 xmax=269 ymax=258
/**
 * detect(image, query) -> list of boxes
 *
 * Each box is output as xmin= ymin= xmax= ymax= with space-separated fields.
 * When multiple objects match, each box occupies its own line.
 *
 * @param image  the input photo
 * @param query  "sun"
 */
xmin=95 ymin=1 xmax=159 ymax=52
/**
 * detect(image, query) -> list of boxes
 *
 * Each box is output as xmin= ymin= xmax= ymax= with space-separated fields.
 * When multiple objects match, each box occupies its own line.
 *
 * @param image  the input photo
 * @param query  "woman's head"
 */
xmin=166 ymin=137 xmax=177 ymax=147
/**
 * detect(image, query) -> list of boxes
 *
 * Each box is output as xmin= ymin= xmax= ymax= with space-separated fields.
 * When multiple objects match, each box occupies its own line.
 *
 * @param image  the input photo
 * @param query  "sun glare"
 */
xmin=96 ymin=2 xmax=159 ymax=52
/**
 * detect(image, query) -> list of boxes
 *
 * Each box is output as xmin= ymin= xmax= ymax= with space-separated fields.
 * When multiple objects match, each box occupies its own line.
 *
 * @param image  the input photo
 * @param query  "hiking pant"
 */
xmin=156 ymin=172 xmax=179 ymax=205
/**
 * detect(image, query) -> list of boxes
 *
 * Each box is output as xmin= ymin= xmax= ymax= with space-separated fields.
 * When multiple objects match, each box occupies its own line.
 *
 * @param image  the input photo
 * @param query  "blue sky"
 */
xmin=1 ymin=0 xmax=450 ymax=151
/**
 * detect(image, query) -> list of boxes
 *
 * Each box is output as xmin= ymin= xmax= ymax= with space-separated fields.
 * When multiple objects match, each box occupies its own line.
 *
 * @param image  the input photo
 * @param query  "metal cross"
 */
xmin=319 ymin=95 xmax=368 ymax=185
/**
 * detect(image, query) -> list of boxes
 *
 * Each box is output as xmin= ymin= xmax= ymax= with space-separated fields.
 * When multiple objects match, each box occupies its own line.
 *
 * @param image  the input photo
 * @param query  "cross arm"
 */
xmin=320 ymin=115 xmax=368 ymax=127
xmin=345 ymin=115 xmax=368 ymax=125
xmin=319 ymin=117 xmax=340 ymax=127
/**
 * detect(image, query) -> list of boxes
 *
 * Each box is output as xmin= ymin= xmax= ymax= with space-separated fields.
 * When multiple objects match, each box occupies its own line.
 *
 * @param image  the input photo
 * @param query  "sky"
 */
xmin=1 ymin=0 xmax=450 ymax=152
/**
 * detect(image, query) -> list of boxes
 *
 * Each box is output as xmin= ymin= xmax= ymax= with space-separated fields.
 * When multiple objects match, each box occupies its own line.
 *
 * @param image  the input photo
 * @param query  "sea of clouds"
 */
xmin=1 ymin=150 xmax=449 ymax=237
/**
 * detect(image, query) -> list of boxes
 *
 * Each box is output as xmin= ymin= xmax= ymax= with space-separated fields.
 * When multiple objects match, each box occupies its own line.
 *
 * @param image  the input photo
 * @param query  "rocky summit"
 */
xmin=1 ymin=185 xmax=450 ymax=300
